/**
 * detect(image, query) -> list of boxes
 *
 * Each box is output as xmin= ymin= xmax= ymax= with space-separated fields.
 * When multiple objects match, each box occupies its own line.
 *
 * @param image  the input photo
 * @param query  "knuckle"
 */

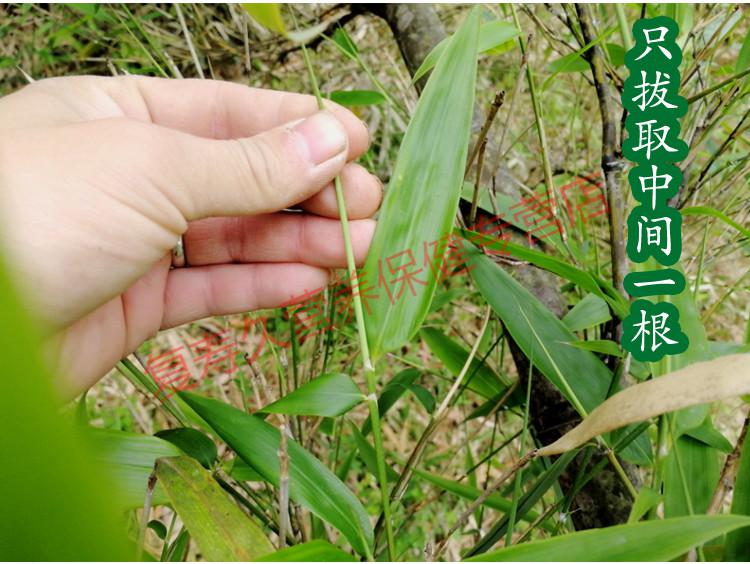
xmin=229 ymin=137 xmax=281 ymax=206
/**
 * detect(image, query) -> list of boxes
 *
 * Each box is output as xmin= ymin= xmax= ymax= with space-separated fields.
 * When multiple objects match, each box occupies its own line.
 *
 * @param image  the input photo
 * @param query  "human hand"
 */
xmin=0 ymin=76 xmax=380 ymax=396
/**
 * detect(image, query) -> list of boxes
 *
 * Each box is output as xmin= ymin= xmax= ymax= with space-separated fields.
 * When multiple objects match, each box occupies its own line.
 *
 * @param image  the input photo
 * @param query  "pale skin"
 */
xmin=0 ymin=76 xmax=381 ymax=398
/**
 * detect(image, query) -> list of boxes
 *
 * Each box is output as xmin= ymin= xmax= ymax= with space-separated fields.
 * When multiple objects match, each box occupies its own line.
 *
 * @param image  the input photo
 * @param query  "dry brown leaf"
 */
xmin=537 ymin=354 xmax=750 ymax=457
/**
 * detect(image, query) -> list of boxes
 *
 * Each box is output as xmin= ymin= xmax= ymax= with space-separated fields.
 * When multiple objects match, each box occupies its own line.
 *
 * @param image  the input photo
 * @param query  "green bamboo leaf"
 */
xmin=627 ymin=487 xmax=662 ymax=523
xmin=466 ymin=243 xmax=611 ymax=414
xmin=466 ymin=516 xmax=750 ymax=562
xmin=155 ymin=427 xmax=218 ymax=469
xmin=242 ymin=3 xmax=286 ymax=35
xmin=562 ymin=294 xmax=612 ymax=332
xmin=166 ymin=529 xmax=190 ymax=562
xmin=685 ymin=419 xmax=733 ymax=453
xmin=412 ymin=19 xmax=519 ymax=82
xmin=155 ymin=456 xmax=274 ymax=561
xmin=420 ymin=327 xmax=509 ymax=399
xmin=667 ymin=265 xmax=710 ymax=375
xmin=87 ymin=428 xmax=182 ymax=508
xmin=657 ymin=261 xmax=715 ymax=518
xmin=361 ymin=368 xmax=432 ymax=434
xmin=726 ymin=424 xmax=750 ymax=560
xmin=260 ymin=372 xmax=365 ymax=417
xmin=406 ymin=383 xmax=436 ymax=413
xmin=548 ymin=43 xmax=625 ymax=73
xmin=362 ymin=8 xmax=480 ymax=359
xmin=663 ymin=435 xmax=720 ymax=518
xmin=147 ymin=519 xmax=167 ymax=540
xmin=257 ymin=540 xmax=356 ymax=562
xmin=331 ymin=27 xmax=358 ymax=59
xmin=349 ymin=422 xmax=399 ymax=482
xmin=459 ymin=229 xmax=628 ymax=318
xmin=329 ymin=89 xmax=386 ymax=107
xmin=180 ymin=392 xmax=374 ymax=557
xmin=737 ymin=29 xmax=750 ymax=72
xmin=242 ymin=3 xmax=326 ymax=43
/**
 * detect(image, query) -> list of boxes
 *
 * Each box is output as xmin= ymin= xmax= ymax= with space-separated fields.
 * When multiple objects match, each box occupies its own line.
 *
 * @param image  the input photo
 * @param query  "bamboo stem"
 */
xmin=511 ymin=6 xmax=568 ymax=250
xmin=299 ymin=36 xmax=393 ymax=561
xmin=137 ymin=468 xmax=158 ymax=561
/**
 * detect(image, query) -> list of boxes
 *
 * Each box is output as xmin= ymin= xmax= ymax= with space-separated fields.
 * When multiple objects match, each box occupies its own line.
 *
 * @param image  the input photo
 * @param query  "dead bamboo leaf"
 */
xmin=537 ymin=354 xmax=750 ymax=457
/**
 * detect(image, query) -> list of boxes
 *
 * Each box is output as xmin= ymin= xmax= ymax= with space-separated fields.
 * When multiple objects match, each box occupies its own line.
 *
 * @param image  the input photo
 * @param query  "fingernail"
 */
xmin=294 ymin=111 xmax=348 ymax=165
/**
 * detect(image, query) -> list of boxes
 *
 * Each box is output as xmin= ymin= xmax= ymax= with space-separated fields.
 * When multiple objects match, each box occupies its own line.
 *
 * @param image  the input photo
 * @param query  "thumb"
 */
xmin=167 ymin=110 xmax=353 ymax=220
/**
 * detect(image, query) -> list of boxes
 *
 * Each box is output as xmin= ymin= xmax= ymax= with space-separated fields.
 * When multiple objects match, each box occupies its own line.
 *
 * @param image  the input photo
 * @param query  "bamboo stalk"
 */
xmin=299 ymin=37 xmax=394 ymax=562
xmin=511 ymin=7 xmax=569 ymax=251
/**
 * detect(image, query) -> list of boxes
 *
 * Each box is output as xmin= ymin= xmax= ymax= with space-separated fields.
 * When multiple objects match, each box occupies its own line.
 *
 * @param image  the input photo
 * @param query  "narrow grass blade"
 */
xmin=362 ymin=8 xmax=480 ymax=360
xmin=260 ymin=372 xmax=365 ymax=417
xmin=466 ymin=516 xmax=750 ymax=562
xmin=180 ymin=392 xmax=374 ymax=557
xmin=166 ymin=529 xmax=190 ymax=562
xmin=682 ymin=205 xmax=750 ymax=241
xmin=154 ymin=428 xmax=217 ymax=469
xmin=155 ymin=456 xmax=274 ymax=561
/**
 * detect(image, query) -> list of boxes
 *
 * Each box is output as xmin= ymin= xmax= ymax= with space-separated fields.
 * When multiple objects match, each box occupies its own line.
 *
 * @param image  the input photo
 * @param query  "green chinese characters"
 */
xmin=621 ymin=16 xmax=689 ymax=361
xmin=623 ymin=300 xmax=689 ymax=362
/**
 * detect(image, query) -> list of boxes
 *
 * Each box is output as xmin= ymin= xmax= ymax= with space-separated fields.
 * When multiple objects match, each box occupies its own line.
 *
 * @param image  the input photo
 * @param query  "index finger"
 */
xmin=104 ymin=76 xmax=370 ymax=159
